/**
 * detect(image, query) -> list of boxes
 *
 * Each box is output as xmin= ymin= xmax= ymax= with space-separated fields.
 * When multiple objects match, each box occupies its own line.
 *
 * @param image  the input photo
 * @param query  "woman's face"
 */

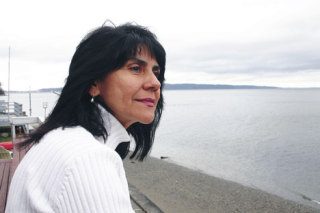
xmin=94 ymin=49 xmax=161 ymax=128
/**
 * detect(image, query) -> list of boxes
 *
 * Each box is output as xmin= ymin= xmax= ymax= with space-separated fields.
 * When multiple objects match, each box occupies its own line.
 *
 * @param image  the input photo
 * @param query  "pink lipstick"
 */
xmin=136 ymin=98 xmax=155 ymax=107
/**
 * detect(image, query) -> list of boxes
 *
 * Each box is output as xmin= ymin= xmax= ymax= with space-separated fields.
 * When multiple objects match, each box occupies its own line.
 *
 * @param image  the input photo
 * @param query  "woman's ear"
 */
xmin=89 ymin=82 xmax=100 ymax=97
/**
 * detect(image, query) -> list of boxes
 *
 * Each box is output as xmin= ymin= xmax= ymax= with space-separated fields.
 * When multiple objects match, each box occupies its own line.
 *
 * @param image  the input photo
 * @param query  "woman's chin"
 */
xmin=138 ymin=115 xmax=155 ymax=125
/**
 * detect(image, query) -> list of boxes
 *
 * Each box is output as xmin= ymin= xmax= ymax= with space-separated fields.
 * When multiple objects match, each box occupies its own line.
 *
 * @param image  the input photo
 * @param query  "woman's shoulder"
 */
xmin=39 ymin=126 xmax=104 ymax=149
xmin=7 ymin=126 xmax=127 ymax=212
xmin=13 ymin=125 xmax=124 ymax=191
xmin=43 ymin=126 xmax=98 ymax=145
xmin=25 ymin=126 xmax=121 ymax=171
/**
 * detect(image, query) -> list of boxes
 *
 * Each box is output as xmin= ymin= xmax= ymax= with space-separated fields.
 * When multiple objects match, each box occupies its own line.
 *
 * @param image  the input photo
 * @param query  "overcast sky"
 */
xmin=1 ymin=0 xmax=320 ymax=90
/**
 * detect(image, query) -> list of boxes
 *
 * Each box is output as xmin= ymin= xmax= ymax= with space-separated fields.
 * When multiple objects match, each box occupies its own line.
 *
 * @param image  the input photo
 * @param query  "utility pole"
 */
xmin=29 ymin=87 xmax=32 ymax=116
xmin=43 ymin=102 xmax=48 ymax=119
xmin=7 ymin=46 xmax=11 ymax=117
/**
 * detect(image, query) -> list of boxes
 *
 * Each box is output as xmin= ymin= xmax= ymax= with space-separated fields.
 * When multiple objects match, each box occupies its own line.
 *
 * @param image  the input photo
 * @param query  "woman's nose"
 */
xmin=143 ymin=71 xmax=161 ymax=91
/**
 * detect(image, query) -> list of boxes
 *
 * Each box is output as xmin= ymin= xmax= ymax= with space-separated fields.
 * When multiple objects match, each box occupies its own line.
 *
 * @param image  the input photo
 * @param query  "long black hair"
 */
xmin=20 ymin=23 xmax=166 ymax=161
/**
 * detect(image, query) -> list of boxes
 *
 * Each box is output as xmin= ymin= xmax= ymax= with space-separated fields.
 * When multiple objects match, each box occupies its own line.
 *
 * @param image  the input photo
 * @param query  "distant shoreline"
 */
xmin=3 ymin=83 xmax=320 ymax=93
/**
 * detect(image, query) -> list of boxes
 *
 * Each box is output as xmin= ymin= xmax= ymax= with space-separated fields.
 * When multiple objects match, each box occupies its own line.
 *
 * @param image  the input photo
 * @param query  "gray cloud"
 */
xmin=1 ymin=0 xmax=320 ymax=89
xmin=167 ymin=35 xmax=320 ymax=75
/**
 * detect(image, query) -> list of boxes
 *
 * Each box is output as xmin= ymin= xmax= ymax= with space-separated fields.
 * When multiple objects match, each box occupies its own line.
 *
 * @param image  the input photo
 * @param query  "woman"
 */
xmin=6 ymin=23 xmax=166 ymax=212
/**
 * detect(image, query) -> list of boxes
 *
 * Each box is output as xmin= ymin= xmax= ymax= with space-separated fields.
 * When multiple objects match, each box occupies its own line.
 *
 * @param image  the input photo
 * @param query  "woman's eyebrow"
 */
xmin=127 ymin=57 xmax=147 ymax=66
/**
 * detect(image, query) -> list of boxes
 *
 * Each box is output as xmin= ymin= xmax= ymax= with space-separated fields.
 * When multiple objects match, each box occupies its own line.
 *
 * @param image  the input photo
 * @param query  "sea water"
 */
xmin=2 ymin=89 xmax=320 ymax=208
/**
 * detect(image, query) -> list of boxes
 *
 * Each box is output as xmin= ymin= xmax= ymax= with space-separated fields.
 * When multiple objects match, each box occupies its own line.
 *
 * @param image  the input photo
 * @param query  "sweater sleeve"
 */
xmin=53 ymin=148 xmax=134 ymax=213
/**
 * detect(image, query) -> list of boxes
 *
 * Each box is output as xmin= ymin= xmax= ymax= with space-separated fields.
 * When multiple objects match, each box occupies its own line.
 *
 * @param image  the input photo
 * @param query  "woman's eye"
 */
xmin=153 ymin=67 xmax=161 ymax=78
xmin=129 ymin=66 xmax=141 ymax=73
xmin=153 ymin=70 xmax=160 ymax=78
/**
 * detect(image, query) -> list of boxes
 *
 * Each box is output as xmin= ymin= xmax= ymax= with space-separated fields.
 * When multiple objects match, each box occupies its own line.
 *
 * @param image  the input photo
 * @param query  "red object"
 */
xmin=0 ymin=141 xmax=13 ymax=150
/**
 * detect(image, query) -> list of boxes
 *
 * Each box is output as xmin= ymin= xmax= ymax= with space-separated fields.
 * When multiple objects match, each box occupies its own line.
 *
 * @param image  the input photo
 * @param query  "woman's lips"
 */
xmin=135 ymin=98 xmax=156 ymax=107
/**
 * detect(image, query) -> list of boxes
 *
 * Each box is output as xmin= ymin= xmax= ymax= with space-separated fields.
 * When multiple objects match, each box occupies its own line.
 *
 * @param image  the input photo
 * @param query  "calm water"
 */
xmin=2 ymin=89 xmax=320 ymax=208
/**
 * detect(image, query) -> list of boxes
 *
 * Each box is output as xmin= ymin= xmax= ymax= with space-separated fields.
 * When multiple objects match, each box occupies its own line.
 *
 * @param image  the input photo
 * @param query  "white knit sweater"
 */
xmin=6 ymin=106 xmax=134 ymax=213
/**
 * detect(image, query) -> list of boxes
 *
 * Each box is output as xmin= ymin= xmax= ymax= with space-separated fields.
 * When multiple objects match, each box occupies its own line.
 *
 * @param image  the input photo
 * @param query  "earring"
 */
xmin=90 ymin=96 xmax=95 ymax=103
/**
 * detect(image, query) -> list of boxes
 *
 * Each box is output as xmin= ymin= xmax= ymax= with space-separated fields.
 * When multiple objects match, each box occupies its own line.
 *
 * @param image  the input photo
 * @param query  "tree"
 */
xmin=0 ymin=82 xmax=4 ymax=95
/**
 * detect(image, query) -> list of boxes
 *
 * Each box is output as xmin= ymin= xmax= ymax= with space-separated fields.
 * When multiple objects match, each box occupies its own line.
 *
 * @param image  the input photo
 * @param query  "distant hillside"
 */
xmin=7 ymin=84 xmax=281 ymax=93
xmin=163 ymin=83 xmax=278 ymax=90
xmin=35 ymin=84 xmax=278 ymax=92
xmin=38 ymin=88 xmax=62 ymax=93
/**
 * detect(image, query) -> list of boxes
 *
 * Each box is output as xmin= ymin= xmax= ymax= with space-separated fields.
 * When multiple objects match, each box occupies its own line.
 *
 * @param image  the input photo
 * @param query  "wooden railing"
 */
xmin=0 ymin=139 xmax=30 ymax=212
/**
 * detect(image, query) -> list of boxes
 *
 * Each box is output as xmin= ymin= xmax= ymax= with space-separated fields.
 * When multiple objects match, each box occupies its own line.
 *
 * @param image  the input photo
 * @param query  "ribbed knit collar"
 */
xmin=96 ymin=104 xmax=131 ymax=150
